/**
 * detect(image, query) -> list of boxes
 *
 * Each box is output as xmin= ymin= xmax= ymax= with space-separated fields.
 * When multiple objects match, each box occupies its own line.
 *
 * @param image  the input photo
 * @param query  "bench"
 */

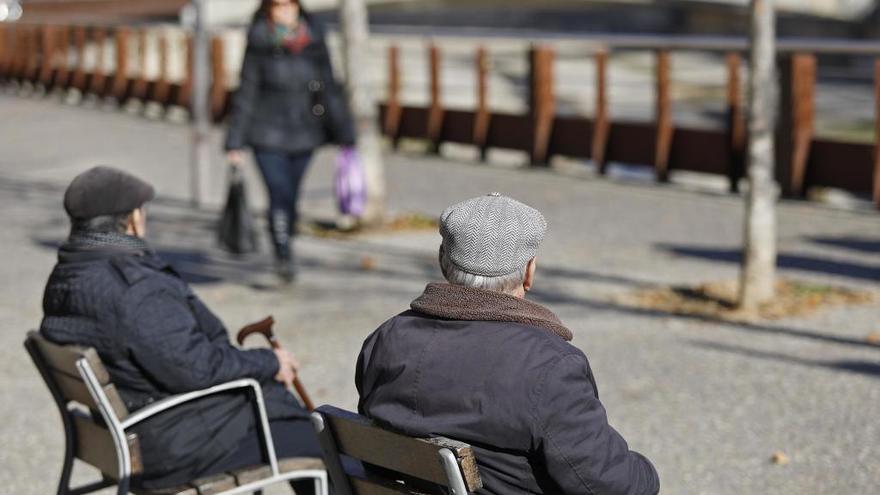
xmin=24 ymin=330 xmax=328 ymax=495
xmin=311 ymin=405 xmax=483 ymax=495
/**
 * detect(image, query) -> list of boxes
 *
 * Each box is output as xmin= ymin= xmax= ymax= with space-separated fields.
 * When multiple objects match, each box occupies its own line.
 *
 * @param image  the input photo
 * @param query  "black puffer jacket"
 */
xmin=356 ymin=284 xmax=660 ymax=495
xmin=39 ymin=233 xmax=307 ymax=489
xmin=225 ymin=15 xmax=355 ymax=154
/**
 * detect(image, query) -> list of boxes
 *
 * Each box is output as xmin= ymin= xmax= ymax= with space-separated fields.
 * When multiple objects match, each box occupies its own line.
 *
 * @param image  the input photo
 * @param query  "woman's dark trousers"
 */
xmin=253 ymin=150 xmax=313 ymax=270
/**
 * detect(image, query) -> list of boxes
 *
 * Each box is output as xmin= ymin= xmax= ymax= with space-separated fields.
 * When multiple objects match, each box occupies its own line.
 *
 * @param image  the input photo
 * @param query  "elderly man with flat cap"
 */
xmin=356 ymin=193 xmax=659 ymax=494
xmin=39 ymin=166 xmax=323 ymax=492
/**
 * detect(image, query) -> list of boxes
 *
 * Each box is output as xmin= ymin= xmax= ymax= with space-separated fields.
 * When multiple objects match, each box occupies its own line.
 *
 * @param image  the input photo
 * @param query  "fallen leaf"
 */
xmin=866 ymin=332 xmax=880 ymax=345
xmin=360 ymin=256 xmax=377 ymax=271
xmin=770 ymin=451 xmax=790 ymax=465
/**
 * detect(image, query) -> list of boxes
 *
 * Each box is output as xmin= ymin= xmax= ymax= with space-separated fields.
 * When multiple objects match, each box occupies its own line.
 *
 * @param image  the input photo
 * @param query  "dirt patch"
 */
xmin=618 ymin=279 xmax=878 ymax=323
xmin=303 ymin=212 xmax=438 ymax=239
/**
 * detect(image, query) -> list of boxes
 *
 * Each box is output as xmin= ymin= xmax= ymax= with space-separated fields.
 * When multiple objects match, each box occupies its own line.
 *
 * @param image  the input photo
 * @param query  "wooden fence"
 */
xmin=1 ymin=22 xmax=879 ymax=209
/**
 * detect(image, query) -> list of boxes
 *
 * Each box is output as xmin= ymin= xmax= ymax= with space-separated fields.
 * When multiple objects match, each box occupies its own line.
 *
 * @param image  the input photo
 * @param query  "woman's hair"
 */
xmin=253 ymin=0 xmax=301 ymax=21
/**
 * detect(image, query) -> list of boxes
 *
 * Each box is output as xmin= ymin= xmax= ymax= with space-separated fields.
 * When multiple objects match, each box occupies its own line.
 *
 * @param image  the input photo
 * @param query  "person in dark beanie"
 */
xmin=39 ymin=166 xmax=324 ymax=492
xmin=356 ymin=193 xmax=660 ymax=494
xmin=225 ymin=0 xmax=355 ymax=282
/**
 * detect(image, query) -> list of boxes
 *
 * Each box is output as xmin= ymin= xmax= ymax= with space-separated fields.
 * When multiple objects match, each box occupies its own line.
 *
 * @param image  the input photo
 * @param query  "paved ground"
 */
xmin=1 ymin=93 xmax=879 ymax=494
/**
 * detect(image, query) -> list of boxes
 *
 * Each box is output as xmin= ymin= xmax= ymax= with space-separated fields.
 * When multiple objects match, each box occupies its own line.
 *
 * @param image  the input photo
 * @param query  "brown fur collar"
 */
xmin=410 ymin=283 xmax=573 ymax=342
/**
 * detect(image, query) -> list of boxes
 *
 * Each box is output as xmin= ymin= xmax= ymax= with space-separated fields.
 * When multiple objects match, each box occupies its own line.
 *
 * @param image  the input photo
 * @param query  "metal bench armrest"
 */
xmin=118 ymin=378 xmax=282 ymax=475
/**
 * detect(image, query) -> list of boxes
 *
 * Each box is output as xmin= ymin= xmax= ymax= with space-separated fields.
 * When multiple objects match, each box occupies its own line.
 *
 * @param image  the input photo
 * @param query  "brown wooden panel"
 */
xmin=28 ymin=331 xmax=110 ymax=384
xmin=73 ymin=411 xmax=142 ymax=477
xmin=439 ymin=109 xmax=475 ymax=144
xmin=807 ymin=139 xmax=874 ymax=194
xmin=874 ymin=58 xmax=880 ymax=208
xmin=485 ymin=112 xmax=531 ymax=152
xmin=52 ymin=369 xmax=100 ymax=410
xmin=396 ymin=106 xmax=429 ymax=139
xmin=606 ymin=122 xmax=656 ymax=167
xmin=322 ymin=407 xmax=481 ymax=492
xmin=669 ymin=128 xmax=730 ymax=175
xmin=549 ymin=116 xmax=593 ymax=159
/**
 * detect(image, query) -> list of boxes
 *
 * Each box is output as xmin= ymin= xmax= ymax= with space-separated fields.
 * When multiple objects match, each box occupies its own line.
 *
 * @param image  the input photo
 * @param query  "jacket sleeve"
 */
xmin=123 ymin=289 xmax=279 ymax=393
xmin=224 ymin=46 xmax=261 ymax=151
xmin=535 ymin=354 xmax=660 ymax=495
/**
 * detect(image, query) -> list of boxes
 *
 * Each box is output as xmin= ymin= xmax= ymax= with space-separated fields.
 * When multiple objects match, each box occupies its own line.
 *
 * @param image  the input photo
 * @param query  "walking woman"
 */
xmin=225 ymin=0 xmax=355 ymax=282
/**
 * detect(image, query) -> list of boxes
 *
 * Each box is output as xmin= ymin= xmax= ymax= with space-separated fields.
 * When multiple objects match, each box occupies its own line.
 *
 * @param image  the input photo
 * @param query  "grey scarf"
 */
xmin=67 ymin=231 xmax=150 ymax=253
xmin=410 ymin=283 xmax=573 ymax=342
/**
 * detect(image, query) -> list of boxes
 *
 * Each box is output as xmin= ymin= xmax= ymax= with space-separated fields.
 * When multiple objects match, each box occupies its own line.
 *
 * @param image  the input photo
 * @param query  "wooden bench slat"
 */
xmin=135 ymin=485 xmax=198 ymax=495
xmin=72 ymin=411 xmax=142 ymax=477
xmin=188 ymin=472 xmax=236 ymax=494
xmin=351 ymin=475 xmax=434 ymax=495
xmin=279 ymin=457 xmax=325 ymax=473
xmin=322 ymin=407 xmax=480 ymax=491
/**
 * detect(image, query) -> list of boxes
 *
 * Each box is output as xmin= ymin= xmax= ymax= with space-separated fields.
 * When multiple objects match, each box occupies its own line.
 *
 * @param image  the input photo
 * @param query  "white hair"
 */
xmin=439 ymin=246 xmax=527 ymax=294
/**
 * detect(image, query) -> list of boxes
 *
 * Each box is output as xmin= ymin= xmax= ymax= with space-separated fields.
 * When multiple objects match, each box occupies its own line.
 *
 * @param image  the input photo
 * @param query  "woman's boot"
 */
xmin=270 ymin=210 xmax=295 ymax=283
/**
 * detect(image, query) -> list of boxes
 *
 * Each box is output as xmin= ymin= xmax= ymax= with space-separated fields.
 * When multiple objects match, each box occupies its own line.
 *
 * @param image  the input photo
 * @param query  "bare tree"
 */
xmin=739 ymin=0 xmax=778 ymax=309
xmin=338 ymin=0 xmax=386 ymax=225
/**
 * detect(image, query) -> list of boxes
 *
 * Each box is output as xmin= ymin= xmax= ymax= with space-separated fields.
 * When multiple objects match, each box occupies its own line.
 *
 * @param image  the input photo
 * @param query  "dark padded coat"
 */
xmin=356 ymin=309 xmax=660 ymax=495
xmin=225 ymin=16 xmax=355 ymax=154
xmin=39 ymin=236 xmax=307 ymax=489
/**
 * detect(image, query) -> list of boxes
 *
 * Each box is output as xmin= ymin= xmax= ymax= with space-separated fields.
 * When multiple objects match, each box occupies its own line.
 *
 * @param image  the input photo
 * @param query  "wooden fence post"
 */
xmin=592 ymin=49 xmax=610 ymax=174
xmin=210 ymin=35 xmax=227 ymax=120
xmin=427 ymin=43 xmax=444 ymax=153
xmin=130 ymin=29 xmax=149 ymax=100
xmin=52 ymin=26 xmax=70 ymax=89
xmin=0 ymin=24 xmax=8 ymax=79
xmin=654 ymin=50 xmax=673 ymax=182
xmin=176 ymin=33 xmax=193 ymax=109
xmin=111 ymin=27 xmax=130 ymax=100
xmin=88 ymin=27 xmax=107 ymax=95
xmin=726 ymin=52 xmax=747 ymax=193
xmin=384 ymin=44 xmax=402 ymax=147
xmin=26 ymin=25 xmax=40 ymax=82
xmin=69 ymin=27 xmax=86 ymax=91
xmin=151 ymin=30 xmax=171 ymax=105
xmin=38 ymin=24 xmax=55 ymax=87
xmin=777 ymin=53 xmax=816 ymax=198
xmin=474 ymin=45 xmax=490 ymax=162
xmin=529 ymin=45 xmax=555 ymax=166
xmin=874 ymin=58 xmax=880 ymax=209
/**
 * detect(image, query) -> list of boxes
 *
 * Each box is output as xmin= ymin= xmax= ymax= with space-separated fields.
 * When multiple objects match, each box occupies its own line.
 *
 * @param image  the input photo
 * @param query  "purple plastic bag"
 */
xmin=335 ymin=147 xmax=367 ymax=216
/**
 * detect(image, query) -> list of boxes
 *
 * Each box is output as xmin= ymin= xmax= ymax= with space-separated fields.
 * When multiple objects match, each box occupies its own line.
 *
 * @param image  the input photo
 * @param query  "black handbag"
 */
xmin=218 ymin=165 xmax=258 ymax=254
xmin=308 ymin=77 xmax=355 ymax=146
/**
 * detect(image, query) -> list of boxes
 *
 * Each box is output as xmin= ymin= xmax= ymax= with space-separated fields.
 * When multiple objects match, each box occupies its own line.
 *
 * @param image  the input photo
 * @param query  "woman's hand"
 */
xmin=226 ymin=149 xmax=244 ymax=166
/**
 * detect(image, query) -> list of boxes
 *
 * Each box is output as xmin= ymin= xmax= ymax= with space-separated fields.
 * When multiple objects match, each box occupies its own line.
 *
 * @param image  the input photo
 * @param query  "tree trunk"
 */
xmin=738 ymin=0 xmax=778 ymax=310
xmin=190 ymin=0 xmax=211 ymax=208
xmin=339 ymin=0 xmax=386 ymax=226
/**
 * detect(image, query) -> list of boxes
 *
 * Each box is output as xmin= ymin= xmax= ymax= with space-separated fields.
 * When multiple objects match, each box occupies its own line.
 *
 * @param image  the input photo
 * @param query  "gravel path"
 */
xmin=1 ymin=94 xmax=878 ymax=494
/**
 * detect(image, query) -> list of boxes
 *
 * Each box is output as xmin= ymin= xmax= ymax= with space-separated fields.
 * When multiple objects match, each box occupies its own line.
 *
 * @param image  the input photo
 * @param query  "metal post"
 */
xmin=191 ymin=0 xmax=211 ymax=208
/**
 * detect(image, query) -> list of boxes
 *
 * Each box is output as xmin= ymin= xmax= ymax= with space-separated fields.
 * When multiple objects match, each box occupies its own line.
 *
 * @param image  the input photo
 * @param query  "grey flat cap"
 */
xmin=440 ymin=193 xmax=547 ymax=277
xmin=63 ymin=166 xmax=155 ymax=220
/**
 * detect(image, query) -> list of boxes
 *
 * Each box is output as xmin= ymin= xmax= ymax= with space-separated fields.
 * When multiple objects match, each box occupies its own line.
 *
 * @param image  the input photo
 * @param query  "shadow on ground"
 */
xmin=691 ymin=340 xmax=880 ymax=379
xmin=657 ymin=243 xmax=880 ymax=283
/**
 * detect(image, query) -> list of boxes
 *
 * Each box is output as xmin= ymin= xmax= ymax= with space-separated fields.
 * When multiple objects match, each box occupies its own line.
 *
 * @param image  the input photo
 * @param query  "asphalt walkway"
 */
xmin=1 ymin=94 xmax=878 ymax=494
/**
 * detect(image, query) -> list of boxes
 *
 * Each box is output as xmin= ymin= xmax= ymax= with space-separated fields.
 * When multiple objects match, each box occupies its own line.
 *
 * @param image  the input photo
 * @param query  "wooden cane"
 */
xmin=236 ymin=316 xmax=315 ymax=411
